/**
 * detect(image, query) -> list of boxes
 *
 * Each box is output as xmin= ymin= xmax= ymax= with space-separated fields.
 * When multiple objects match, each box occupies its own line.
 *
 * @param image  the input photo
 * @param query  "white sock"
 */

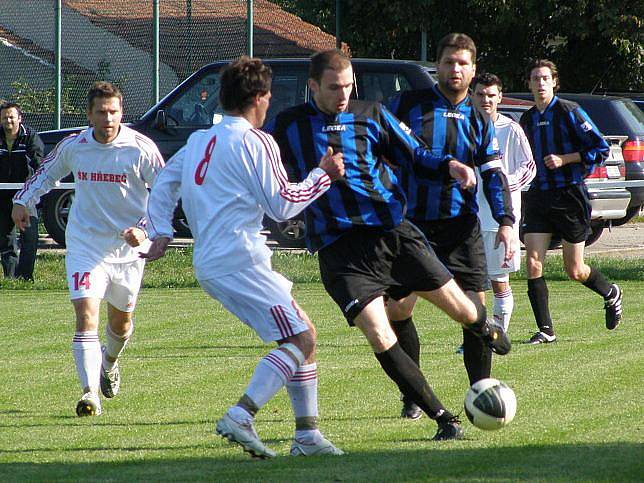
xmin=243 ymin=344 xmax=303 ymax=410
xmin=287 ymin=363 xmax=322 ymax=443
xmin=493 ymin=288 xmax=514 ymax=332
xmin=103 ymin=322 xmax=133 ymax=370
xmin=72 ymin=331 xmax=101 ymax=393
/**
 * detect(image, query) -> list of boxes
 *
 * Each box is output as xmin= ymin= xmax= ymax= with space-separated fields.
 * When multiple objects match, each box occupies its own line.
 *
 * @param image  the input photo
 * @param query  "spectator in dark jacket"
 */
xmin=0 ymin=102 xmax=44 ymax=280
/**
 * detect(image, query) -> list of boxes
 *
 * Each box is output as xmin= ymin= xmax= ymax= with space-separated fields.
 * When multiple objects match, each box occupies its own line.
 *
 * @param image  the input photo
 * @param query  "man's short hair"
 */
xmin=0 ymin=101 xmax=23 ymax=119
xmin=87 ymin=81 xmax=123 ymax=110
xmin=219 ymin=56 xmax=272 ymax=112
xmin=526 ymin=59 xmax=559 ymax=92
xmin=436 ymin=33 xmax=477 ymax=64
xmin=309 ymin=49 xmax=352 ymax=82
xmin=472 ymin=72 xmax=503 ymax=92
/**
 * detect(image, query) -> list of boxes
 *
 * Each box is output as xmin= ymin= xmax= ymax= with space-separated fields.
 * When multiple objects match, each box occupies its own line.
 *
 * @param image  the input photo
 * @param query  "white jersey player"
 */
xmin=142 ymin=57 xmax=344 ymax=459
xmin=472 ymin=74 xmax=536 ymax=331
xmin=12 ymin=82 xmax=164 ymax=417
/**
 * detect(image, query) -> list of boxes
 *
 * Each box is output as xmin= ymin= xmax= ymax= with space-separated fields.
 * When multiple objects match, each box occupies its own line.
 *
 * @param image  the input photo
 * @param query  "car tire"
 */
xmin=585 ymin=221 xmax=605 ymax=246
xmin=42 ymin=189 xmax=74 ymax=247
xmin=609 ymin=205 xmax=642 ymax=227
xmin=265 ymin=217 xmax=306 ymax=249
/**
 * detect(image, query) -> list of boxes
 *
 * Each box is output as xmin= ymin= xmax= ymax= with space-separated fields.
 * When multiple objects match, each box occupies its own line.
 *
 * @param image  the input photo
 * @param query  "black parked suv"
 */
xmin=507 ymin=93 xmax=644 ymax=225
xmin=37 ymin=58 xmax=440 ymax=246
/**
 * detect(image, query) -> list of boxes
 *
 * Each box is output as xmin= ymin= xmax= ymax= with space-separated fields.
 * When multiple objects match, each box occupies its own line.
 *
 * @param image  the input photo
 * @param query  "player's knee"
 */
xmin=289 ymin=329 xmax=316 ymax=359
xmin=526 ymin=257 xmax=542 ymax=278
xmin=565 ymin=265 xmax=586 ymax=282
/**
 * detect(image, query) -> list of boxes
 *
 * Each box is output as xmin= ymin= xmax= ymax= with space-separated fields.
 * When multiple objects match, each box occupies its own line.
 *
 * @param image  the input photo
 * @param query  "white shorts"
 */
xmin=65 ymin=255 xmax=145 ymax=312
xmin=198 ymin=260 xmax=308 ymax=343
xmin=481 ymin=230 xmax=521 ymax=280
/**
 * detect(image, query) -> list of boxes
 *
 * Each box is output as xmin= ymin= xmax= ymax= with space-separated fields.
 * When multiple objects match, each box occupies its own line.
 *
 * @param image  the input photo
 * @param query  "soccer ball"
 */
xmin=464 ymin=378 xmax=517 ymax=430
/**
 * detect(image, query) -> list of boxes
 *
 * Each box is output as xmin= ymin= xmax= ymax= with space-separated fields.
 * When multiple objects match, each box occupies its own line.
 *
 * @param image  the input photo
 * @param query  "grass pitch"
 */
xmin=0 ymin=253 xmax=642 ymax=481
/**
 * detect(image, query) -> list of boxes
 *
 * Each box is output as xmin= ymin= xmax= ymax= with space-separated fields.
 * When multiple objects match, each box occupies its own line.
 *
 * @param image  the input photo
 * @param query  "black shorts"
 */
xmin=411 ymin=214 xmax=488 ymax=293
xmin=522 ymin=184 xmax=591 ymax=243
xmin=318 ymin=220 xmax=452 ymax=325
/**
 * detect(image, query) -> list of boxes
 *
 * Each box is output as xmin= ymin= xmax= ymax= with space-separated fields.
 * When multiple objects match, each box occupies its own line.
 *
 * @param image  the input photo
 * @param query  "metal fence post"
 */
xmin=152 ymin=0 xmax=160 ymax=105
xmin=55 ymin=0 xmax=62 ymax=129
xmin=421 ymin=30 xmax=427 ymax=61
xmin=335 ymin=0 xmax=341 ymax=49
xmin=247 ymin=0 xmax=253 ymax=57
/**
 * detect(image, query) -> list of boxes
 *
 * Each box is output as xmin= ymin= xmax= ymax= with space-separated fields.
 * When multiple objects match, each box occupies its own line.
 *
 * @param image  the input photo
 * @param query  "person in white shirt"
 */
xmin=142 ymin=57 xmax=345 ymax=459
xmin=471 ymin=73 xmax=536 ymax=332
xmin=12 ymin=82 xmax=164 ymax=417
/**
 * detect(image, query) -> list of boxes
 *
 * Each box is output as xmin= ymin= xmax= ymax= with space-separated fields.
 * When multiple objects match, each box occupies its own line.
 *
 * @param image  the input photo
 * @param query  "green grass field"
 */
xmin=1 ymin=252 xmax=642 ymax=481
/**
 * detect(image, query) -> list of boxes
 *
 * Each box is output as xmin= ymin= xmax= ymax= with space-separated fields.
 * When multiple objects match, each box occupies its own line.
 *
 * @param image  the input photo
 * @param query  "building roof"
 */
xmin=64 ymin=0 xmax=344 ymax=79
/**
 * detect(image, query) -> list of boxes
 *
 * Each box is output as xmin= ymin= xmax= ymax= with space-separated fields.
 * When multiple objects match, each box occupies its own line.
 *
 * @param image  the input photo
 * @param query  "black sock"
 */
xmin=391 ymin=317 xmax=421 ymax=404
xmin=390 ymin=317 xmax=420 ymax=366
xmin=462 ymin=327 xmax=492 ymax=385
xmin=582 ymin=266 xmax=613 ymax=298
xmin=527 ymin=277 xmax=554 ymax=335
xmin=374 ymin=342 xmax=452 ymax=422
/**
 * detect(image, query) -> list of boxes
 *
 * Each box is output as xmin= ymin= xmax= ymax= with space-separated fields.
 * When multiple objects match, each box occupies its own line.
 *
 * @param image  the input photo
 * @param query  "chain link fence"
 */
xmin=0 ymin=0 xmax=337 ymax=132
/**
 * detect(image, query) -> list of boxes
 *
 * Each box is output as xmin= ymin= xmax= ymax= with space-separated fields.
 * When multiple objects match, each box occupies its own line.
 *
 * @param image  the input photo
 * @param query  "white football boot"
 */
xmin=76 ymin=391 xmax=102 ymax=417
xmin=215 ymin=413 xmax=276 ymax=459
xmin=290 ymin=436 xmax=344 ymax=456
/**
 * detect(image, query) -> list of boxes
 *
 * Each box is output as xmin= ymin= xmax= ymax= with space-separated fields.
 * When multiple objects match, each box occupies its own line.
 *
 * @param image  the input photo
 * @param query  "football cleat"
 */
xmin=76 ymin=391 xmax=102 ymax=417
xmin=432 ymin=416 xmax=464 ymax=441
xmin=216 ymin=413 xmax=276 ymax=459
xmin=525 ymin=331 xmax=557 ymax=345
xmin=401 ymin=399 xmax=423 ymax=421
xmin=100 ymin=362 xmax=120 ymax=399
xmin=468 ymin=318 xmax=511 ymax=355
xmin=290 ymin=436 xmax=344 ymax=456
xmin=604 ymin=284 xmax=623 ymax=330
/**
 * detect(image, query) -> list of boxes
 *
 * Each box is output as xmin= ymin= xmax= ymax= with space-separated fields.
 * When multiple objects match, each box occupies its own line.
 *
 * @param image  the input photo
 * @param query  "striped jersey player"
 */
xmin=472 ymin=72 xmax=536 ymax=333
xmin=143 ymin=57 xmax=344 ymax=458
xmin=12 ymin=82 xmax=164 ymax=417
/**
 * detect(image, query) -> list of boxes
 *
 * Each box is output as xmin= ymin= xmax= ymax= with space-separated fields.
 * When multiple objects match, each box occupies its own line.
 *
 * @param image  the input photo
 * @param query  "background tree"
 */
xmin=273 ymin=0 xmax=643 ymax=92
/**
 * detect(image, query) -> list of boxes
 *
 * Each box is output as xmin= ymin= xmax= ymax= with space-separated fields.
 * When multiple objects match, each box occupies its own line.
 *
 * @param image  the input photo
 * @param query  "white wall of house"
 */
xmin=0 ymin=0 xmax=177 ymax=115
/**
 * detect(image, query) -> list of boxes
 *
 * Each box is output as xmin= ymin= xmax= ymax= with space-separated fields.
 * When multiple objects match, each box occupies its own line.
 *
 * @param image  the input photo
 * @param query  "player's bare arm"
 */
xmin=140 ymin=236 xmax=171 ymax=261
xmin=122 ymin=227 xmax=147 ymax=247
xmin=318 ymin=146 xmax=345 ymax=181
xmin=11 ymin=204 xmax=31 ymax=231
xmin=447 ymin=159 xmax=476 ymax=189
xmin=495 ymin=224 xmax=516 ymax=261
xmin=544 ymin=152 xmax=581 ymax=169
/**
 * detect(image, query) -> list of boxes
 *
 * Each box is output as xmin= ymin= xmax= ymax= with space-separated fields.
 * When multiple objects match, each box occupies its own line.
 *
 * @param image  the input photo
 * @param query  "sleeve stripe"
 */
xmin=14 ymin=133 xmax=78 ymax=199
xmin=250 ymin=128 xmax=289 ymax=188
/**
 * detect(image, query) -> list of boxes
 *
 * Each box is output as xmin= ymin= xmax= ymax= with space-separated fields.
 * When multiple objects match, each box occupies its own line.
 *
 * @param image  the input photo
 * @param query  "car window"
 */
xmin=164 ymin=66 xmax=309 ymax=127
xmin=165 ymin=70 xmax=222 ymax=127
xmin=572 ymin=99 xmax=644 ymax=137
xmin=356 ymin=72 xmax=413 ymax=104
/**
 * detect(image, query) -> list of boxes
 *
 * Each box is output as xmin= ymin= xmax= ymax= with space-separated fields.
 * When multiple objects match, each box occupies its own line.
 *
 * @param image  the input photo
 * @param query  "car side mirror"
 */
xmin=154 ymin=110 xmax=167 ymax=130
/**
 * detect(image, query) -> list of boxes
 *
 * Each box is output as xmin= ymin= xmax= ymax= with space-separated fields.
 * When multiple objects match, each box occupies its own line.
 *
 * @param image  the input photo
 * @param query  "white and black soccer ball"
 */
xmin=464 ymin=378 xmax=517 ymax=430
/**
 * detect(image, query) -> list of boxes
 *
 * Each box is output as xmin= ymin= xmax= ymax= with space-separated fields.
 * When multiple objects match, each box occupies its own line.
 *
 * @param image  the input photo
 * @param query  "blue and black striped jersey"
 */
xmin=519 ymin=96 xmax=609 ymax=191
xmin=265 ymin=99 xmax=450 ymax=252
xmin=388 ymin=84 xmax=513 ymax=225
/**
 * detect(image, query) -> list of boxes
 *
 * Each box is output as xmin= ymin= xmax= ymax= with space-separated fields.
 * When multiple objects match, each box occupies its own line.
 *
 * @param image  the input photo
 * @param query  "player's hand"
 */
xmin=122 ymin=227 xmax=147 ymax=247
xmin=448 ymin=159 xmax=476 ymax=190
xmin=11 ymin=204 xmax=31 ymax=231
xmin=319 ymin=146 xmax=345 ymax=181
xmin=544 ymin=154 xmax=565 ymax=169
xmin=140 ymin=237 xmax=171 ymax=261
xmin=495 ymin=225 xmax=515 ymax=263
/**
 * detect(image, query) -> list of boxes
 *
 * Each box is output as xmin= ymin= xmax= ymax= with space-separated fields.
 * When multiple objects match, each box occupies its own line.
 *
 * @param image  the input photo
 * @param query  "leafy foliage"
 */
xmin=274 ymin=0 xmax=643 ymax=92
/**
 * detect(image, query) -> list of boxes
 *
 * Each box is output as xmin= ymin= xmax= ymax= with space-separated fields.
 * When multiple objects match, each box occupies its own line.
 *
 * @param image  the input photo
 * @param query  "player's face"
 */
xmin=437 ymin=48 xmax=476 ymax=96
xmin=528 ymin=67 xmax=557 ymax=105
xmin=472 ymin=84 xmax=502 ymax=119
xmin=87 ymin=96 xmax=122 ymax=144
xmin=256 ymin=91 xmax=272 ymax=127
xmin=0 ymin=107 xmax=21 ymax=136
xmin=309 ymin=66 xmax=354 ymax=115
